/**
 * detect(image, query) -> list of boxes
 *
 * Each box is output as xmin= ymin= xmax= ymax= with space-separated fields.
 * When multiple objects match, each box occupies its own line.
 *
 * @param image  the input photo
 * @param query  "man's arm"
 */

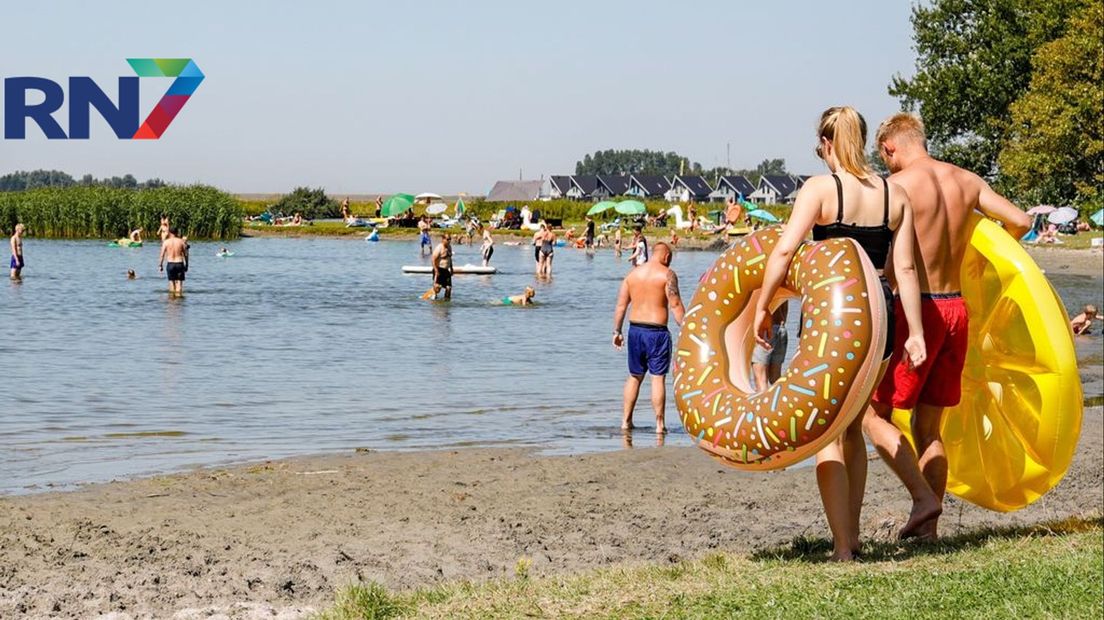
xmin=612 ymin=277 xmax=630 ymax=349
xmin=666 ymin=270 xmax=685 ymax=325
xmin=158 ymin=242 xmax=166 ymax=271
xmin=9 ymin=235 xmax=16 ymax=257
xmin=977 ymin=180 xmax=1031 ymax=240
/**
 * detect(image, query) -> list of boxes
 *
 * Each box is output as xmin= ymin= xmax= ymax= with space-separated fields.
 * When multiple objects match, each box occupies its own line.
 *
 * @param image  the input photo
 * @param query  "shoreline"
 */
xmin=2 ymin=407 xmax=1100 ymax=618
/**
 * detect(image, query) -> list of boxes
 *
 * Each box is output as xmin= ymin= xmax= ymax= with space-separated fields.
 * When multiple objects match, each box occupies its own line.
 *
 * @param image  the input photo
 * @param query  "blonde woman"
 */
xmin=752 ymin=106 xmax=926 ymax=561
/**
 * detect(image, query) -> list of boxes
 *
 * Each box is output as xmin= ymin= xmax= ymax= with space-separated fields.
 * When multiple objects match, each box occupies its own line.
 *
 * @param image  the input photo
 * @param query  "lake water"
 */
xmin=1 ymin=237 xmax=1100 ymax=494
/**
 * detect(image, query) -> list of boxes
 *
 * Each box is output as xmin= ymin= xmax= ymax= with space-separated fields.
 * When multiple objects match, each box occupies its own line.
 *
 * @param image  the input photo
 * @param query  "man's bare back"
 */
xmin=623 ymin=259 xmax=682 ymax=326
xmin=889 ymin=159 xmax=1026 ymax=293
xmin=160 ymin=236 xmax=187 ymax=263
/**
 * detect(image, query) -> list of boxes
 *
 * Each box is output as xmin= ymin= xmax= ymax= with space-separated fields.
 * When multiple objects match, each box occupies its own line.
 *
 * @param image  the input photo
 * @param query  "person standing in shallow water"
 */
xmin=158 ymin=227 xmax=189 ymax=296
xmin=9 ymin=223 xmax=25 ymax=281
xmin=612 ymin=242 xmax=685 ymax=434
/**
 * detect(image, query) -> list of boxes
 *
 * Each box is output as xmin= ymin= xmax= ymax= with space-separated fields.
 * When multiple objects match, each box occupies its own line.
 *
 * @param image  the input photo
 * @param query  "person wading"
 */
xmin=612 ymin=242 xmax=685 ymax=434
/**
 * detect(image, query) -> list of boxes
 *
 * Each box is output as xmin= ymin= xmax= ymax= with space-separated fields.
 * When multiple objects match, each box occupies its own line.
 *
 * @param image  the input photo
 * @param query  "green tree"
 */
xmin=273 ymin=186 xmax=338 ymax=219
xmin=574 ymin=149 xmax=701 ymax=177
xmin=999 ymin=3 xmax=1104 ymax=209
xmin=889 ymin=0 xmax=1088 ymax=178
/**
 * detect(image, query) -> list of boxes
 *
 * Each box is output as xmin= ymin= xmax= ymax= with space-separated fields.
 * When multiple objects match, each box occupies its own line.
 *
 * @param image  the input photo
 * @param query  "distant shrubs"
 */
xmin=272 ymin=187 xmax=339 ymax=219
xmin=0 ymin=185 xmax=242 ymax=240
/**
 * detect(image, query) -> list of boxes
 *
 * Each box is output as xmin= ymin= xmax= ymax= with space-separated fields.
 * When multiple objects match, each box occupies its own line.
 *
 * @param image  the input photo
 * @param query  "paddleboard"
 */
xmin=892 ymin=213 xmax=1082 ymax=512
xmin=401 ymin=264 xmax=496 ymax=275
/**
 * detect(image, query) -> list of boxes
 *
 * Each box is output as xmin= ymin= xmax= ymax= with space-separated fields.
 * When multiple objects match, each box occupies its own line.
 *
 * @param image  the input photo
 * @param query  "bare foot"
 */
xmin=621 ymin=421 xmax=635 ymax=431
xmin=828 ymin=550 xmax=855 ymax=562
xmin=899 ymin=497 xmax=943 ymax=540
xmin=655 ymin=426 xmax=668 ymax=434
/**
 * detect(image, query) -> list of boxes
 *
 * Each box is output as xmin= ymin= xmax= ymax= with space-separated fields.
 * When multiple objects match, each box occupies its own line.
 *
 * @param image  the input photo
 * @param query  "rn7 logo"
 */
xmin=4 ymin=58 xmax=204 ymax=140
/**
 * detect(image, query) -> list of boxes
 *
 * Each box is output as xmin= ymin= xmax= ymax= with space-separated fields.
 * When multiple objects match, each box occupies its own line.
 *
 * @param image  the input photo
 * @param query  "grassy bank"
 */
xmin=0 ymin=185 xmax=243 ymax=240
xmin=316 ymin=516 xmax=1102 ymax=619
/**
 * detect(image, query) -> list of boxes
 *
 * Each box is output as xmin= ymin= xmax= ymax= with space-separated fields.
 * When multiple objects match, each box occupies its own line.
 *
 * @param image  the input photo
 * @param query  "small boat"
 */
xmin=402 ymin=264 xmax=497 ymax=275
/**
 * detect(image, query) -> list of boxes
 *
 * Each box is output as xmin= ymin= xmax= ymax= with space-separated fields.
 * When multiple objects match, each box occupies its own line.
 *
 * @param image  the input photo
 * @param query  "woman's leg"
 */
xmin=843 ymin=415 xmax=867 ymax=551
xmin=816 ymin=438 xmax=856 ymax=561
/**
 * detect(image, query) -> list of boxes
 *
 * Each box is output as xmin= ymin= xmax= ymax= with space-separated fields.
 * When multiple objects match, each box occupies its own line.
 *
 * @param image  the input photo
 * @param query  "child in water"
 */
xmin=127 ymin=269 xmax=136 ymax=280
xmin=1071 ymin=304 xmax=1098 ymax=335
xmin=502 ymin=286 xmax=535 ymax=306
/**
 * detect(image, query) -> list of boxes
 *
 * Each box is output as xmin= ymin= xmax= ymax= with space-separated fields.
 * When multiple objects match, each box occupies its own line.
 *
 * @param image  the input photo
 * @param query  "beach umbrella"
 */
xmin=1047 ymin=206 xmax=1079 ymax=225
xmin=426 ymin=203 xmax=448 ymax=215
xmin=747 ymin=209 xmax=780 ymax=223
xmin=415 ymin=192 xmax=442 ymax=203
xmin=1091 ymin=208 xmax=1103 ymax=227
xmin=381 ymin=193 xmax=415 ymax=217
xmin=455 ymin=197 xmax=466 ymax=216
xmin=614 ymin=200 xmax=646 ymax=215
xmin=1026 ymin=205 xmax=1057 ymax=216
xmin=587 ymin=201 xmax=617 ymax=216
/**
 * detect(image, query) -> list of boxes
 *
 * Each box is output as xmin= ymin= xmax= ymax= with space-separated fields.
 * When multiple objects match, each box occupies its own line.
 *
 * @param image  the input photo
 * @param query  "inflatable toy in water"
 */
xmin=109 ymin=240 xmax=142 ymax=248
xmin=892 ymin=213 xmax=1082 ymax=511
xmin=674 ymin=227 xmax=887 ymax=469
xmin=366 ymin=230 xmax=380 ymax=242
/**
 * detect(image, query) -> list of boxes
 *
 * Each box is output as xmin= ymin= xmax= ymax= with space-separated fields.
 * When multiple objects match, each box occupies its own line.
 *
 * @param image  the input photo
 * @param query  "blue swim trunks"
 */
xmin=420 ymin=232 xmax=431 ymax=246
xmin=10 ymin=255 xmax=23 ymax=269
xmin=627 ymin=322 xmax=671 ymax=377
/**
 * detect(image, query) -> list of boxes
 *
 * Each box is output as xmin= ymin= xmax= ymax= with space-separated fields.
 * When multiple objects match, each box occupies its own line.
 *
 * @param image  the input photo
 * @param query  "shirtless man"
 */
xmin=865 ymin=114 xmax=1031 ymax=539
xmin=158 ymin=215 xmax=170 ymax=241
xmin=429 ymin=233 xmax=453 ymax=300
xmin=158 ymin=227 xmax=190 ymax=296
xmin=612 ymin=243 xmax=685 ymax=433
xmin=9 ymin=223 xmax=25 ymax=281
xmin=418 ymin=217 xmax=432 ymax=256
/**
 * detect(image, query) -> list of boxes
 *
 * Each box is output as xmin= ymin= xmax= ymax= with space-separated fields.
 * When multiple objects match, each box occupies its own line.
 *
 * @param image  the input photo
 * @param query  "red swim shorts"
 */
xmin=874 ymin=293 xmax=969 ymax=409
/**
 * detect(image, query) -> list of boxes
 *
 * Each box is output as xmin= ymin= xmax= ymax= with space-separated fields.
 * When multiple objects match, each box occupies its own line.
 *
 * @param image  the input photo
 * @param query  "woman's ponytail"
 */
xmin=818 ymin=106 xmax=871 ymax=179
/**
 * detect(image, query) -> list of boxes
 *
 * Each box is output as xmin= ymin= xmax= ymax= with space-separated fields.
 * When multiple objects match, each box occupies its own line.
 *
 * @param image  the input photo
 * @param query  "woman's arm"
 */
xmin=752 ymin=179 xmax=826 ymax=348
xmin=891 ymin=191 xmax=926 ymax=369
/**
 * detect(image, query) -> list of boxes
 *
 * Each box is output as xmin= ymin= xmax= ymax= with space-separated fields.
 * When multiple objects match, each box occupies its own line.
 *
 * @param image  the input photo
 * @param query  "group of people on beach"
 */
xmin=611 ymin=107 xmax=1041 ymax=560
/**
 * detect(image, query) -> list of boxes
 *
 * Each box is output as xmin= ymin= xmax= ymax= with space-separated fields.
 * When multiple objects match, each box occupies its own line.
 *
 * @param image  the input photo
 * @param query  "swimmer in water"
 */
xmin=501 ymin=286 xmax=535 ymax=306
xmin=127 ymin=269 xmax=137 ymax=280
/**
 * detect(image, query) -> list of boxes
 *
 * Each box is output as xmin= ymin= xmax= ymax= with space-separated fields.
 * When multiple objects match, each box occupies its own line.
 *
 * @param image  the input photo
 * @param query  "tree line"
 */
xmin=0 ymin=169 xmax=167 ymax=192
xmin=575 ymin=150 xmax=791 ymax=188
xmin=891 ymin=0 xmax=1102 ymax=209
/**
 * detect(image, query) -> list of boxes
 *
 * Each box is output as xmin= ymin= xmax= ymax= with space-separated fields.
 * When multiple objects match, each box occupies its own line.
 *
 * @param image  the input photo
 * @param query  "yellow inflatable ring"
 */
xmin=892 ymin=214 xmax=1083 ymax=511
xmin=674 ymin=227 xmax=888 ymax=470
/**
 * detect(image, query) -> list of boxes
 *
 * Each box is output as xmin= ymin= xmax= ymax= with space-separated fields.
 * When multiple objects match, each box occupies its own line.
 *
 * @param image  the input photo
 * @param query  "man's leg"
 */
xmin=913 ymin=403 xmax=948 ymax=538
xmin=622 ymin=374 xmax=643 ymax=430
xmin=863 ymin=402 xmax=941 ymax=538
xmin=650 ymin=374 xmax=666 ymax=433
xmin=443 ymin=285 xmax=451 ymax=300
xmin=815 ymin=439 xmax=856 ymax=561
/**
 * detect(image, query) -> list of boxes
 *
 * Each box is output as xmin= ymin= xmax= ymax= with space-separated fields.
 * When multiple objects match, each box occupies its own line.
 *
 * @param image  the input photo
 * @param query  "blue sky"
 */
xmin=0 ymin=1 xmax=916 ymax=194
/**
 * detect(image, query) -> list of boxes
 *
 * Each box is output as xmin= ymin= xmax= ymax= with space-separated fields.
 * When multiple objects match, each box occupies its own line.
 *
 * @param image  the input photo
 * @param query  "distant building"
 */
xmin=626 ymin=174 xmax=670 ymax=198
xmin=487 ymin=180 xmax=547 ymax=202
xmin=597 ymin=174 xmax=630 ymax=197
xmin=750 ymin=174 xmax=800 ymax=204
xmin=567 ymin=175 xmax=607 ymax=200
xmin=709 ymin=175 xmax=757 ymax=202
xmin=549 ymin=175 xmax=574 ymax=199
xmin=666 ymin=175 xmax=713 ymax=203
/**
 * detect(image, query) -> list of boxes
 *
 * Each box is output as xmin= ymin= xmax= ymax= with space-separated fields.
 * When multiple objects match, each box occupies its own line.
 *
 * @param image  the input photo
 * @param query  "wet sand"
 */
xmin=1 ymin=408 xmax=1100 ymax=619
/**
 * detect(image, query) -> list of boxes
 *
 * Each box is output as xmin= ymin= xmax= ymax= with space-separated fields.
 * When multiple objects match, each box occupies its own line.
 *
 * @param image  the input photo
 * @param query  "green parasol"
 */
xmin=614 ymin=200 xmax=647 ymax=215
xmin=1092 ymin=208 xmax=1103 ymax=227
xmin=587 ymin=201 xmax=617 ymax=216
xmin=381 ymin=193 xmax=415 ymax=217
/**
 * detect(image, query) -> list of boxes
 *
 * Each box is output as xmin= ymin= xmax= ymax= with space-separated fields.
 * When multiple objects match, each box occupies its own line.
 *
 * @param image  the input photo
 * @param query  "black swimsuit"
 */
xmin=812 ymin=175 xmax=895 ymax=359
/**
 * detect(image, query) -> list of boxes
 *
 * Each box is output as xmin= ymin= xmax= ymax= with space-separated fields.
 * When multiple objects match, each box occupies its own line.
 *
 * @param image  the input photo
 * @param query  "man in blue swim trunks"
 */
xmin=418 ymin=216 xmax=432 ymax=256
xmin=9 ymin=223 xmax=25 ymax=281
xmin=612 ymin=242 xmax=685 ymax=433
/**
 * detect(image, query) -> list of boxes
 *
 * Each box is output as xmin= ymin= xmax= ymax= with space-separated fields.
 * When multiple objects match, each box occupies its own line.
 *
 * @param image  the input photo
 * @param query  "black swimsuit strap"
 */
xmin=831 ymin=174 xmax=844 ymax=223
xmin=882 ymin=177 xmax=890 ymax=226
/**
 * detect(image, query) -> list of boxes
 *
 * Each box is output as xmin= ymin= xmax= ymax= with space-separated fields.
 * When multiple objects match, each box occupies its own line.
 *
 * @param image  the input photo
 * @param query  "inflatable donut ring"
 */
xmin=674 ymin=226 xmax=888 ymax=470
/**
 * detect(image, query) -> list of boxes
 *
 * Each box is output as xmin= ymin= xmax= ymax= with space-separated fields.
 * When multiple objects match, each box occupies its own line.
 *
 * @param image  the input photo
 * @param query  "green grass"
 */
xmin=315 ymin=516 xmax=1103 ymax=619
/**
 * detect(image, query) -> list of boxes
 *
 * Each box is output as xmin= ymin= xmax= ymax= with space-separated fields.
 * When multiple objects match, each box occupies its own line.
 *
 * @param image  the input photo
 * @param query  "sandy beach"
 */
xmin=1 ymin=406 xmax=1099 ymax=618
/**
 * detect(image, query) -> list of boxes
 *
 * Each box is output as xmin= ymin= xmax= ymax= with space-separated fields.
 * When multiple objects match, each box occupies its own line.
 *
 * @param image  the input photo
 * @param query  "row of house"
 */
xmin=540 ymin=173 xmax=810 ymax=204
